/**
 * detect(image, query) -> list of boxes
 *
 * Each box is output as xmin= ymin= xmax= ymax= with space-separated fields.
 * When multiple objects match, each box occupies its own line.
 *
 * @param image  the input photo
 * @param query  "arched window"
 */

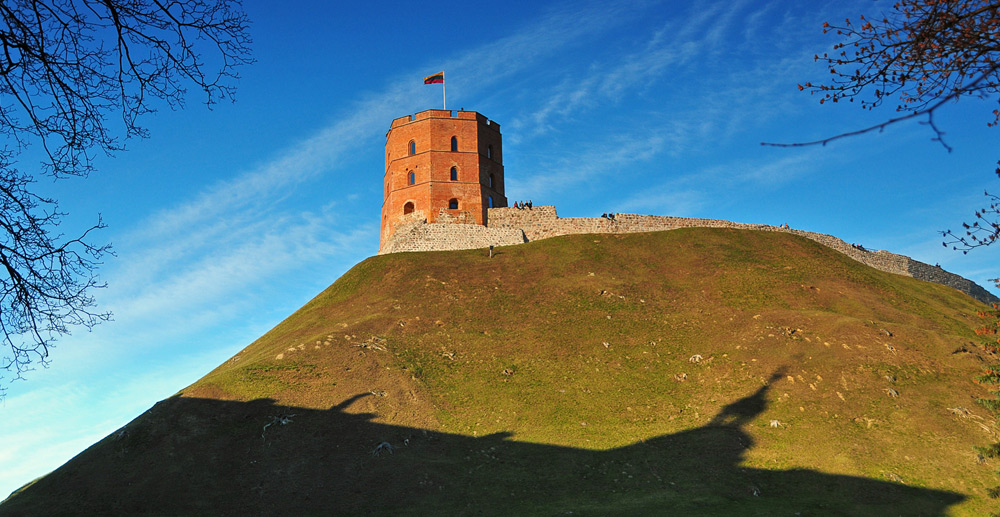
xmin=450 ymin=167 xmax=458 ymax=181
xmin=403 ymin=202 xmax=414 ymax=214
xmin=489 ymin=173 xmax=495 ymax=188
xmin=408 ymin=140 xmax=416 ymax=155
xmin=488 ymin=195 xmax=494 ymax=208
xmin=449 ymin=198 xmax=458 ymax=209
xmin=408 ymin=171 xmax=415 ymax=185
xmin=487 ymin=144 xmax=493 ymax=159
xmin=451 ymin=136 xmax=458 ymax=152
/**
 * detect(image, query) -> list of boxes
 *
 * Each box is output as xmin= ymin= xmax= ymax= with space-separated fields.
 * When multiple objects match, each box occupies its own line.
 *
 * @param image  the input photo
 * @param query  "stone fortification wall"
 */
xmin=378 ymin=205 xmax=997 ymax=304
xmin=379 ymin=219 xmax=525 ymax=254
xmin=486 ymin=206 xmax=997 ymax=304
xmin=488 ymin=206 xmax=910 ymax=274
xmin=906 ymin=259 xmax=998 ymax=304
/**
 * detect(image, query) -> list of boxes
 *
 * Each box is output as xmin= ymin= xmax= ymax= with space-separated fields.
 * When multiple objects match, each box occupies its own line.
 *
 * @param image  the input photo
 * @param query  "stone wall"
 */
xmin=435 ymin=208 xmax=476 ymax=225
xmin=906 ymin=259 xmax=998 ymax=304
xmin=378 ymin=219 xmax=525 ymax=254
xmin=488 ymin=207 xmax=909 ymax=273
xmin=379 ymin=205 xmax=998 ymax=304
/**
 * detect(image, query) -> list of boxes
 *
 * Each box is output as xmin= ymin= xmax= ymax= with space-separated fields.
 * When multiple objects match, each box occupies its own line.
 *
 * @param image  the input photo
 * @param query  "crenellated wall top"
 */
xmin=389 ymin=110 xmax=500 ymax=132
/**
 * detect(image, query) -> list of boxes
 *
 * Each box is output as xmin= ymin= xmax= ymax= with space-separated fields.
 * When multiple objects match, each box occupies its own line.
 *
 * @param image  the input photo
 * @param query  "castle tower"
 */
xmin=380 ymin=110 xmax=507 ymax=250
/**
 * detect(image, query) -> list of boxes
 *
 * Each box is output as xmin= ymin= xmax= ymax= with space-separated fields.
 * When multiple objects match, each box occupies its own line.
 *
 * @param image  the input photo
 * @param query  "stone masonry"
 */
xmin=377 ymin=205 xmax=998 ymax=305
xmin=378 ymin=220 xmax=525 ymax=254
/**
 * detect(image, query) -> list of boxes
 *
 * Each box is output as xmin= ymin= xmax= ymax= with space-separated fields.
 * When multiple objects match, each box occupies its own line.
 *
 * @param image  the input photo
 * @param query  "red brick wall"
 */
xmin=380 ymin=110 xmax=508 ymax=250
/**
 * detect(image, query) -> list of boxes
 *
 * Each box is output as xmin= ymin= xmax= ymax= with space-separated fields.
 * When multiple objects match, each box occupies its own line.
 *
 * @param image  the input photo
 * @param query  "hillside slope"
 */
xmin=3 ymin=228 xmax=998 ymax=515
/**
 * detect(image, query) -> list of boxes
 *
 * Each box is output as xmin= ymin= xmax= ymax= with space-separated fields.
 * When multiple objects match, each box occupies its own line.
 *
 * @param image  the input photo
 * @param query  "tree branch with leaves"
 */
xmin=765 ymin=0 xmax=1000 ymax=252
xmin=942 ymin=164 xmax=1000 ymax=252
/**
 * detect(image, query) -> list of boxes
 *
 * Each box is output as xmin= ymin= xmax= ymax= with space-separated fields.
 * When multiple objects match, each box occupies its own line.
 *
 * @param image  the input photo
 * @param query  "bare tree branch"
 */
xmin=0 ymin=0 xmax=253 ymax=387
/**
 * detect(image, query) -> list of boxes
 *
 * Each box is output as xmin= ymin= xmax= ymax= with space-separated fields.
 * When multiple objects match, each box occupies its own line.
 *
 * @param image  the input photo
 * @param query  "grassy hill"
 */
xmin=3 ymin=228 xmax=998 ymax=515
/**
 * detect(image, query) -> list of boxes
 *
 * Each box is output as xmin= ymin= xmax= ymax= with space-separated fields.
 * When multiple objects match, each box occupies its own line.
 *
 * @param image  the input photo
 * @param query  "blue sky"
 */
xmin=2 ymin=0 xmax=999 ymax=497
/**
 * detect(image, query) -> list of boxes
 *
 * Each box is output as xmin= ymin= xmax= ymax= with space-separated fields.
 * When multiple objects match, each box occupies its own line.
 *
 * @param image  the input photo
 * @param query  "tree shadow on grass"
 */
xmin=2 ymin=371 xmax=965 ymax=516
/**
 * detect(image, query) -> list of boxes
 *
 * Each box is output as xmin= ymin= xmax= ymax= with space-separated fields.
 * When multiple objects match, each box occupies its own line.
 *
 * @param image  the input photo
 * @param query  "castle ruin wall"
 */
xmin=377 ymin=205 xmax=997 ymax=304
xmin=379 ymin=218 xmax=526 ymax=254
xmin=488 ymin=206 xmax=911 ymax=273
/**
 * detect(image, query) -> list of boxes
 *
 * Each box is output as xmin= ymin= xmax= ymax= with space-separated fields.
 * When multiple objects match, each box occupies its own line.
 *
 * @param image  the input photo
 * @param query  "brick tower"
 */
xmin=380 ymin=109 xmax=507 ymax=250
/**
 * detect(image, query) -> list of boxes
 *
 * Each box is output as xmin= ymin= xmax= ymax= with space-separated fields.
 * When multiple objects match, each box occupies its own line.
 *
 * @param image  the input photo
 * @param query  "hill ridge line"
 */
xmin=379 ymin=205 xmax=998 ymax=304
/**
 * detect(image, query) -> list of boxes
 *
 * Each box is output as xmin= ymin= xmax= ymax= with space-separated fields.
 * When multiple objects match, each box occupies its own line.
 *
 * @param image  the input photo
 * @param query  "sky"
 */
xmin=2 ymin=0 xmax=999 ymax=498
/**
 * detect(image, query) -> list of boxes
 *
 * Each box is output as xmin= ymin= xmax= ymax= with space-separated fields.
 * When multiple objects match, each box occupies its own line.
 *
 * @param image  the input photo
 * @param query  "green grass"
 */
xmin=3 ymin=228 xmax=996 ymax=516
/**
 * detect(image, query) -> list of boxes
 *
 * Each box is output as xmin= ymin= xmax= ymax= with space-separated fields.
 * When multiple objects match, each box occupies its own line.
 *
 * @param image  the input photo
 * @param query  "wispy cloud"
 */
xmin=114 ymin=214 xmax=373 ymax=323
xmin=73 ymin=1 xmax=668 ymax=364
xmin=510 ymin=133 xmax=666 ymax=200
xmin=504 ymin=0 xmax=772 ymax=139
xmin=618 ymin=189 xmax=706 ymax=216
xmin=488 ymin=0 xmax=835 ymax=210
xmin=617 ymin=151 xmax=820 ymax=215
xmin=10 ymin=0 xmax=941 ymax=502
xmin=441 ymin=1 xmax=655 ymax=86
xmin=61 ymin=1 xmax=844 ymax=368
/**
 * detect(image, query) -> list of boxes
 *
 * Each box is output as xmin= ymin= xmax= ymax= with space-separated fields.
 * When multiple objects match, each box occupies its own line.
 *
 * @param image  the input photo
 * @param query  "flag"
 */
xmin=424 ymin=71 xmax=444 ymax=84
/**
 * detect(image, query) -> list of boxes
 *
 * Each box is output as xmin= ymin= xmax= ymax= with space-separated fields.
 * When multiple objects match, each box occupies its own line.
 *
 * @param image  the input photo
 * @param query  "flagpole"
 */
xmin=424 ymin=72 xmax=446 ymax=109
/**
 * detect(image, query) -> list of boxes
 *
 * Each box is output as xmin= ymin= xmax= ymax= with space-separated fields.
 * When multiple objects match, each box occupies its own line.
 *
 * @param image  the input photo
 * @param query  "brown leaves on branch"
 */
xmin=763 ymin=0 xmax=1000 ymax=150
xmin=941 ymin=163 xmax=1000 ymax=252
xmin=806 ymin=2 xmax=1000 ymax=124
xmin=977 ymin=305 xmax=1000 ymax=354
xmin=765 ymin=1 xmax=1000 ymax=150
xmin=765 ymin=1 xmax=1000 ymax=255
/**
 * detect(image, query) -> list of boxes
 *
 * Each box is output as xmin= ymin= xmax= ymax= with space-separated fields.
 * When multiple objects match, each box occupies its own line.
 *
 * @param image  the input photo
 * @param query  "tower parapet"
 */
xmin=380 ymin=109 xmax=507 ymax=251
